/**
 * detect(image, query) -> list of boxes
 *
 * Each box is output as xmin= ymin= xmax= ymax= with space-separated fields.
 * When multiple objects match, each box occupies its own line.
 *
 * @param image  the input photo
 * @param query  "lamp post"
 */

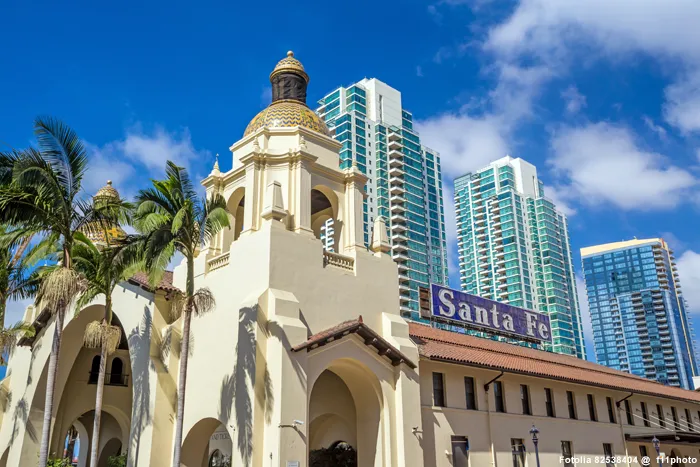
xmin=652 ymin=435 xmax=660 ymax=458
xmin=530 ymin=424 xmax=541 ymax=467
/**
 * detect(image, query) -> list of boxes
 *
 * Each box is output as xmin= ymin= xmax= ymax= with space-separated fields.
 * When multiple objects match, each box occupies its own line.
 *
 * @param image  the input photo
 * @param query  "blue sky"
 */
xmin=2 ymin=0 xmax=700 ymax=362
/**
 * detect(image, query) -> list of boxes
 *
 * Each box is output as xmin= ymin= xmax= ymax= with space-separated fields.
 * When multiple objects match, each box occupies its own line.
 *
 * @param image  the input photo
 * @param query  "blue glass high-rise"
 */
xmin=581 ymin=238 xmax=698 ymax=389
xmin=317 ymin=79 xmax=449 ymax=319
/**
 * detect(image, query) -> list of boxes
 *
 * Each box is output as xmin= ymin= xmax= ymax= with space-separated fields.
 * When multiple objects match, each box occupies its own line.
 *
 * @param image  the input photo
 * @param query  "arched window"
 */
xmin=88 ymin=356 xmax=100 ymax=384
xmin=110 ymin=357 xmax=124 ymax=385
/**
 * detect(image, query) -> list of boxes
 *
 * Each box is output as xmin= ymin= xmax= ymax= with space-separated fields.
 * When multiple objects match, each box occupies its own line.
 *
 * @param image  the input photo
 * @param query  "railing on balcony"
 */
xmin=88 ymin=372 xmax=129 ymax=387
xmin=323 ymin=251 xmax=354 ymax=271
xmin=208 ymin=252 xmax=230 ymax=272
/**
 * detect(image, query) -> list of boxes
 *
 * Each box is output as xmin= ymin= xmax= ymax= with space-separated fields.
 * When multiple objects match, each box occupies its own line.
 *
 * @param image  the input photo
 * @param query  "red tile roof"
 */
xmin=293 ymin=317 xmax=417 ymax=369
xmin=128 ymin=271 xmax=179 ymax=293
xmin=409 ymin=322 xmax=700 ymax=404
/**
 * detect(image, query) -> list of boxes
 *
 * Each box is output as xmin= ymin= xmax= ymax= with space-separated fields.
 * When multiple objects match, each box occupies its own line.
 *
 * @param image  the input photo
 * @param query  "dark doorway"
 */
xmin=309 ymin=441 xmax=357 ymax=467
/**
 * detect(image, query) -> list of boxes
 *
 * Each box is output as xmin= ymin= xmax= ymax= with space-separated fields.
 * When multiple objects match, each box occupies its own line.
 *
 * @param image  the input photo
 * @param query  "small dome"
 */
xmin=270 ymin=51 xmax=308 ymax=82
xmin=94 ymin=180 xmax=120 ymax=201
xmin=244 ymin=100 xmax=331 ymax=137
xmin=84 ymin=180 xmax=126 ymax=246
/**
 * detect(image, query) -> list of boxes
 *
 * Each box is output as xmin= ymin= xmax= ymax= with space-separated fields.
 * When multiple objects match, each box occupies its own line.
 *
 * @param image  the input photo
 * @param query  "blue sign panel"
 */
xmin=430 ymin=284 xmax=552 ymax=343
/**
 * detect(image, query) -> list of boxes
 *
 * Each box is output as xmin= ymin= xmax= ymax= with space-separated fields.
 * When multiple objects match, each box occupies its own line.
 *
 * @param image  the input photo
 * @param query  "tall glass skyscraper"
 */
xmin=581 ymin=238 xmax=698 ymax=389
xmin=317 ymin=78 xmax=449 ymax=319
xmin=454 ymin=156 xmax=585 ymax=358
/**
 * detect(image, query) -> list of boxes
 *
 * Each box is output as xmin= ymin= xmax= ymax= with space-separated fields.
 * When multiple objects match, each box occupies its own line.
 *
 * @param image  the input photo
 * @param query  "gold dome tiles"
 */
xmin=244 ymin=101 xmax=331 ymax=137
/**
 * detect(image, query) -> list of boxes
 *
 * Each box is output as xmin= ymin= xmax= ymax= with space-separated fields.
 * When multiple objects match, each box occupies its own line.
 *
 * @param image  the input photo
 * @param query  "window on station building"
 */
xmin=464 ymin=377 xmax=477 ymax=410
xmin=566 ymin=391 xmax=577 ymax=419
xmin=494 ymin=381 xmax=505 ymax=413
xmin=603 ymin=443 xmax=614 ymax=467
xmin=510 ymin=438 xmax=526 ymax=467
xmin=545 ymin=388 xmax=555 ymax=417
xmin=451 ymin=436 xmax=469 ymax=467
xmin=433 ymin=372 xmax=445 ymax=407
xmin=625 ymin=400 xmax=634 ymax=425
xmin=587 ymin=394 xmax=597 ymax=421
xmin=520 ymin=385 xmax=531 ymax=415
xmin=671 ymin=407 xmax=680 ymax=430
xmin=686 ymin=408 xmax=693 ymax=431
xmin=561 ymin=441 xmax=574 ymax=465
xmin=639 ymin=445 xmax=649 ymax=459
xmin=641 ymin=402 xmax=650 ymax=427
xmin=657 ymin=404 xmax=666 ymax=428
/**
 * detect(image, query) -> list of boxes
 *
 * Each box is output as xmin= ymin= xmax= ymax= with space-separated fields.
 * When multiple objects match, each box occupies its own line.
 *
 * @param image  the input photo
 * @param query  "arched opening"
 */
xmin=181 ymin=418 xmax=232 ymax=467
xmin=669 ymin=449 xmax=685 ymax=466
xmin=110 ymin=358 xmax=124 ymax=386
xmin=311 ymin=186 xmax=340 ymax=251
xmin=97 ymin=437 xmax=123 ymax=467
xmin=89 ymin=355 xmax=100 ymax=384
xmin=221 ymin=187 xmax=246 ymax=253
xmin=309 ymin=360 xmax=383 ymax=467
xmin=0 ymin=448 xmax=9 ymax=467
xmin=18 ymin=304 xmax=133 ymax=464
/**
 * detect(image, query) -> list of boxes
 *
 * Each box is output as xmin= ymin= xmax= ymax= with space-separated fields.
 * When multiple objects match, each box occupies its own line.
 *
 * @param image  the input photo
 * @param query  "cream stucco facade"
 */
xmin=2 ymin=52 xmax=700 ymax=467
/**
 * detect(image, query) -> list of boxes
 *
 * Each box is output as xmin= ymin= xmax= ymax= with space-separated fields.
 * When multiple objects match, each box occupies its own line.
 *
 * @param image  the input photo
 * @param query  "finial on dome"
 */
xmin=270 ymin=50 xmax=309 ymax=103
xmin=95 ymin=180 xmax=120 ymax=201
xmin=210 ymin=153 xmax=221 ymax=176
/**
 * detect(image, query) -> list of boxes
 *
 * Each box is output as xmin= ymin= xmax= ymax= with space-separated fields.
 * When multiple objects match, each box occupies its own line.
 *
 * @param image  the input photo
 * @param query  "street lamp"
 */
xmin=530 ymin=424 xmax=541 ymax=467
xmin=652 ymin=435 xmax=660 ymax=457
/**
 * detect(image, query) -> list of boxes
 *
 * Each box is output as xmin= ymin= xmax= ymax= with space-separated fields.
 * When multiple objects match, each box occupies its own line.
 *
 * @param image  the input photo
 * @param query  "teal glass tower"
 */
xmin=454 ymin=156 xmax=585 ymax=358
xmin=317 ymin=78 xmax=449 ymax=318
xmin=581 ymin=238 xmax=698 ymax=389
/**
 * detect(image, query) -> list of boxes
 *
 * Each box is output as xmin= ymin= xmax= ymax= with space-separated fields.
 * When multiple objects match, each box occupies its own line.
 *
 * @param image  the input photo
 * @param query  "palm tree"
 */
xmin=0 ymin=117 xmax=128 ymax=467
xmin=0 ymin=227 xmax=38 ymax=363
xmin=134 ymin=161 xmax=228 ymax=466
xmin=71 ymin=228 xmax=142 ymax=467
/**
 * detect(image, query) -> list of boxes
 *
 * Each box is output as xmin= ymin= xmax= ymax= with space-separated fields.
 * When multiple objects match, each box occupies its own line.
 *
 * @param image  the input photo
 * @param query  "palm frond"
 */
xmin=37 ymin=267 xmax=85 ymax=315
xmin=0 ymin=321 xmax=35 ymax=365
xmin=34 ymin=116 xmax=88 ymax=198
xmin=192 ymin=287 xmax=216 ymax=316
xmin=83 ymin=321 xmax=121 ymax=355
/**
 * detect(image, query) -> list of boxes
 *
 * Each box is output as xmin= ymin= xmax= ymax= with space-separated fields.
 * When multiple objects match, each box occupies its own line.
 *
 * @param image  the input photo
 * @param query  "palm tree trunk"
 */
xmin=89 ymin=338 xmax=107 ymax=467
xmin=0 ymin=298 xmax=6 ymax=333
xmin=172 ymin=307 xmax=192 ymax=467
xmin=38 ymin=304 xmax=65 ymax=467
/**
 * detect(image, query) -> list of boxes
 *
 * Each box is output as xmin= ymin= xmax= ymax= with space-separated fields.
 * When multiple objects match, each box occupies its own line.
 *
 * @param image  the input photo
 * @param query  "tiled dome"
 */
xmin=270 ymin=51 xmax=308 ymax=82
xmin=244 ymin=100 xmax=331 ymax=137
xmin=244 ymin=51 xmax=331 ymax=138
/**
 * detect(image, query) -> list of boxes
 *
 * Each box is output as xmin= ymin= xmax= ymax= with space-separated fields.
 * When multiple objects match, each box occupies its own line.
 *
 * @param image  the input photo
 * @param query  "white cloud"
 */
xmin=83 ymin=142 xmax=137 ymax=196
xmin=548 ymin=122 xmax=698 ymax=210
xmin=122 ymin=126 xmax=207 ymax=174
xmin=642 ymin=116 xmax=668 ymax=140
xmin=664 ymin=71 xmax=700 ymax=134
xmin=416 ymin=66 xmax=424 ymax=77
xmin=561 ymin=86 xmax=586 ymax=115
xmin=575 ymin=273 xmax=596 ymax=362
xmin=677 ymin=250 xmax=700 ymax=320
xmin=482 ymin=0 xmax=700 ymax=136
xmin=543 ymin=184 xmax=576 ymax=217
xmin=84 ymin=126 xmax=211 ymax=198
xmin=486 ymin=0 xmax=700 ymax=65
xmin=416 ymin=113 xmax=509 ymax=180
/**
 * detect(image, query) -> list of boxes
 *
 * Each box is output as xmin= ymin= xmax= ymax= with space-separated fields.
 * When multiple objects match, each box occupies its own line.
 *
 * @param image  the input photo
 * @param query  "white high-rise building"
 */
xmin=317 ymin=78 xmax=449 ymax=319
xmin=454 ymin=156 xmax=585 ymax=358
